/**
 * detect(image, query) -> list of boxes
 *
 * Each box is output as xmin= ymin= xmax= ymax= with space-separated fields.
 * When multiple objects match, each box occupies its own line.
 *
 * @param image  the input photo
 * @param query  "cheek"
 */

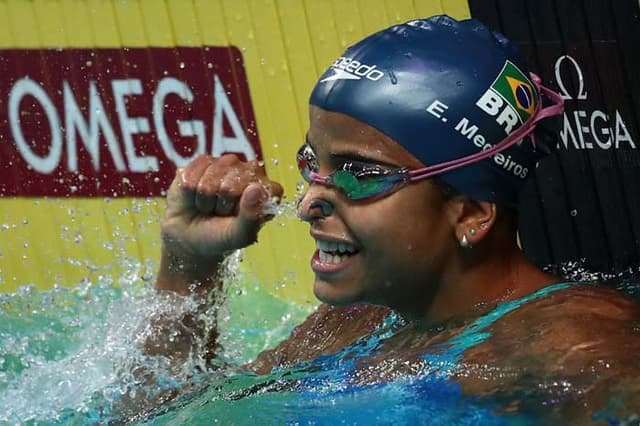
xmin=350 ymin=207 xmax=449 ymax=305
xmin=348 ymin=192 xmax=451 ymax=260
xmin=384 ymin=220 xmax=446 ymax=270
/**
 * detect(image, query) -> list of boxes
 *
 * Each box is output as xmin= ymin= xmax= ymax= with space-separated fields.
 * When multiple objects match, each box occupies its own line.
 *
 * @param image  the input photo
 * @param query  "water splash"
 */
xmin=544 ymin=259 xmax=640 ymax=298
xmin=0 ymin=257 xmax=309 ymax=424
xmin=2 ymin=254 xmax=639 ymax=424
xmin=261 ymin=198 xmax=300 ymax=219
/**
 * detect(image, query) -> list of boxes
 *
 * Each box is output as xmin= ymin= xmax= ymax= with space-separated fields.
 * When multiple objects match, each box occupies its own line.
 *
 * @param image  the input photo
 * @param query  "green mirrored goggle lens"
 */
xmin=296 ymin=143 xmax=408 ymax=200
xmin=332 ymin=170 xmax=404 ymax=200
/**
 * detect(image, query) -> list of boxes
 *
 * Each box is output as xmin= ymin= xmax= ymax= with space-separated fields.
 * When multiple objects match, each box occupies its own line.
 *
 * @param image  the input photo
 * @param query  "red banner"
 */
xmin=0 ymin=46 xmax=261 ymax=197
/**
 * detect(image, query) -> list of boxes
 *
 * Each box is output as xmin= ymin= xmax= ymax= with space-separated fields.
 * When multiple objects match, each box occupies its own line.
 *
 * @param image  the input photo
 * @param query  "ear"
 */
xmin=446 ymin=198 xmax=497 ymax=247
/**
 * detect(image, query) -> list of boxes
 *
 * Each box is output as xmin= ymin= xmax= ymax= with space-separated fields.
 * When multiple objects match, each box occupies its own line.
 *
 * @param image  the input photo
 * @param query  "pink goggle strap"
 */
xmin=407 ymin=73 xmax=565 ymax=182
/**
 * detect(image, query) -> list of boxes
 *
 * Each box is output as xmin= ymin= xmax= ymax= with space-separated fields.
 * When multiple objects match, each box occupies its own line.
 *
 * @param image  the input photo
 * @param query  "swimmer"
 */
xmin=153 ymin=15 xmax=640 ymax=423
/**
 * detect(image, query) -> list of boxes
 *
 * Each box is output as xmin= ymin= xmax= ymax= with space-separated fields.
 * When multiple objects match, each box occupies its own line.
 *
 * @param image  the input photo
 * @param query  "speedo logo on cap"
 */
xmin=476 ymin=61 xmax=537 ymax=134
xmin=320 ymin=56 xmax=384 ymax=83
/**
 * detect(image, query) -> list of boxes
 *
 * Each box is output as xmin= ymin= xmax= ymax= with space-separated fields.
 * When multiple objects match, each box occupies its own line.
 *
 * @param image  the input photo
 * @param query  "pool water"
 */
xmin=0 ymin=260 xmax=308 ymax=425
xmin=1 ymin=261 xmax=639 ymax=425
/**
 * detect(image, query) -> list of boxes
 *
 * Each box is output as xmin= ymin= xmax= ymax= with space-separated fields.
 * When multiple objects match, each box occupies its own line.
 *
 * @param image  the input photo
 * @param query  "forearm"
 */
xmin=148 ymin=246 xmax=227 ymax=366
xmin=156 ymin=244 xmax=224 ymax=296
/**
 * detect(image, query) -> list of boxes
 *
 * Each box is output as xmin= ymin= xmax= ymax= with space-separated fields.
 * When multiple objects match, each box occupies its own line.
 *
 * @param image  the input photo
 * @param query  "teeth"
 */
xmin=316 ymin=239 xmax=358 ymax=264
xmin=319 ymin=250 xmax=345 ymax=264
xmin=317 ymin=240 xmax=337 ymax=252
xmin=316 ymin=240 xmax=357 ymax=254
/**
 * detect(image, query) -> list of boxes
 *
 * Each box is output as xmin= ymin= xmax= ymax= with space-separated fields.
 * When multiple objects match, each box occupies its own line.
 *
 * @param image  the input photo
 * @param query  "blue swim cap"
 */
xmin=310 ymin=15 xmax=562 ymax=208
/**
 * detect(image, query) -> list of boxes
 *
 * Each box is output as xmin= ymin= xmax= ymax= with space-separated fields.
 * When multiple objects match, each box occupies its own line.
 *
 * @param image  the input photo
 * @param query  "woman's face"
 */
xmin=299 ymin=106 xmax=458 ymax=315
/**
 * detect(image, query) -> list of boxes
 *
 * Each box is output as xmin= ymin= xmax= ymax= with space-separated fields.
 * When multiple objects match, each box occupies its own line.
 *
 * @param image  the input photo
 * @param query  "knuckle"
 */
xmin=192 ymin=154 xmax=214 ymax=164
xmin=271 ymin=182 xmax=284 ymax=197
xmin=219 ymin=169 xmax=245 ymax=195
xmin=196 ymin=165 xmax=221 ymax=194
xmin=249 ymin=160 xmax=267 ymax=175
xmin=217 ymin=153 xmax=242 ymax=166
xmin=181 ymin=156 xmax=214 ymax=190
xmin=188 ymin=155 xmax=214 ymax=173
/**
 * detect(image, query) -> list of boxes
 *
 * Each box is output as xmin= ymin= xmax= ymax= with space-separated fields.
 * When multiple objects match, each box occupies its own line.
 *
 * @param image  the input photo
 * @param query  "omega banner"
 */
xmin=469 ymin=0 xmax=640 ymax=273
xmin=469 ymin=0 xmax=640 ymax=153
xmin=0 ymin=46 xmax=262 ymax=197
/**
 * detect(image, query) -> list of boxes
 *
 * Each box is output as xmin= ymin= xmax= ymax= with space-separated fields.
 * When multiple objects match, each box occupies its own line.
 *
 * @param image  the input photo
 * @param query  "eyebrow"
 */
xmin=304 ymin=136 xmax=402 ymax=168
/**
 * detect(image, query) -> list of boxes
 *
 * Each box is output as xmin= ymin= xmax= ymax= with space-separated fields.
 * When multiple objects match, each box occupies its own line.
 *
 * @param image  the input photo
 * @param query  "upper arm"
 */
xmin=460 ymin=288 xmax=640 ymax=422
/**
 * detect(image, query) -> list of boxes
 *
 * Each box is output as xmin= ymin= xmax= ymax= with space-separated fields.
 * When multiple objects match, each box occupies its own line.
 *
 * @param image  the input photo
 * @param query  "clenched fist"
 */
xmin=159 ymin=154 xmax=284 ymax=285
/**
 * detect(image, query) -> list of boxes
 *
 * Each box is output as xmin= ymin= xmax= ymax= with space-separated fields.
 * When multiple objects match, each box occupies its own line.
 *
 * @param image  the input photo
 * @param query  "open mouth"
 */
xmin=316 ymin=239 xmax=359 ymax=264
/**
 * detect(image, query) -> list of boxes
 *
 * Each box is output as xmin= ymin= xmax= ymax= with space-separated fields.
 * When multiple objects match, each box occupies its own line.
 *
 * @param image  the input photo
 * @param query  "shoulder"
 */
xmin=487 ymin=283 xmax=640 ymax=370
xmin=462 ymin=284 xmax=640 ymax=421
xmin=508 ymin=283 xmax=640 ymax=325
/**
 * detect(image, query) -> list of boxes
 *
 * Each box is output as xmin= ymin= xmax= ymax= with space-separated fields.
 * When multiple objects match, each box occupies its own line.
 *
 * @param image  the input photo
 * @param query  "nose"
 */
xmin=298 ymin=186 xmax=335 ymax=222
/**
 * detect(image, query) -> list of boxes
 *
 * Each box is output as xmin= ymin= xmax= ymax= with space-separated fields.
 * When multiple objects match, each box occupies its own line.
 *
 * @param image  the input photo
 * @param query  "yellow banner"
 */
xmin=0 ymin=0 xmax=470 ymax=304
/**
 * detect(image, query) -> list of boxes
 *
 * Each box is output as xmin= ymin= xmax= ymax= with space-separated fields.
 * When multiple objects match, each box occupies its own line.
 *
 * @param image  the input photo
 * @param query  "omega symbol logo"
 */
xmin=554 ymin=55 xmax=588 ymax=101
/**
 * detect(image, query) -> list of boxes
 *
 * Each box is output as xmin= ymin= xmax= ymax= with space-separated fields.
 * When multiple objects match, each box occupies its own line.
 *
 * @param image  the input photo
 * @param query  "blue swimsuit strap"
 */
xmin=422 ymin=281 xmax=580 ymax=376
xmin=291 ymin=282 xmax=579 ymax=382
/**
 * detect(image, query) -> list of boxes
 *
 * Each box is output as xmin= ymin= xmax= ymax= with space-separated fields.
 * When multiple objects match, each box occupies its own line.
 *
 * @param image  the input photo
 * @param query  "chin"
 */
xmin=313 ymin=280 xmax=364 ymax=306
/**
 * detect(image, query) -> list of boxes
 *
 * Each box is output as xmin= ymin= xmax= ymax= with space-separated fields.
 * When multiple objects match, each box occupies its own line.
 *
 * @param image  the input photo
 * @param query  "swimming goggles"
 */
xmin=297 ymin=73 xmax=564 ymax=201
xmin=297 ymin=143 xmax=411 ymax=200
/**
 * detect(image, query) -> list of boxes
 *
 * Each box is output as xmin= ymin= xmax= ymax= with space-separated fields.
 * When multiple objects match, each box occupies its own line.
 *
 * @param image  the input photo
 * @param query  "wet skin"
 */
xmin=299 ymin=105 xmax=457 ymax=314
xmin=298 ymin=106 xmax=560 ymax=322
xmin=155 ymin=106 xmax=640 ymax=425
xmin=252 ymin=286 xmax=640 ymax=425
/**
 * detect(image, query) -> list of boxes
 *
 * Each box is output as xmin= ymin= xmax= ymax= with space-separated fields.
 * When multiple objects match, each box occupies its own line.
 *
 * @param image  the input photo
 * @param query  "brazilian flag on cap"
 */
xmin=490 ymin=61 xmax=537 ymax=123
